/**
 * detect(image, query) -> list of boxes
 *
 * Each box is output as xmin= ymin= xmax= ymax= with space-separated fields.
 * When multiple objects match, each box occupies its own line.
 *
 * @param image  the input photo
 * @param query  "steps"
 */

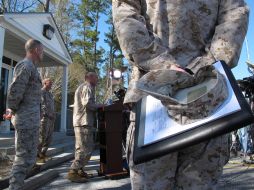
xmin=46 ymin=142 xmax=75 ymax=157
xmin=0 ymin=132 xmax=75 ymax=190
xmin=23 ymin=169 xmax=59 ymax=190
xmin=0 ymin=132 xmax=74 ymax=156
xmin=0 ymin=132 xmax=15 ymax=147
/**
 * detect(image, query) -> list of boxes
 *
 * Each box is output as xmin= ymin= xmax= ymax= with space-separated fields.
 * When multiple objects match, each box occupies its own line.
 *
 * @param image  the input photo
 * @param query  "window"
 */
xmin=13 ymin=60 xmax=17 ymax=67
xmin=2 ymin=56 xmax=12 ymax=66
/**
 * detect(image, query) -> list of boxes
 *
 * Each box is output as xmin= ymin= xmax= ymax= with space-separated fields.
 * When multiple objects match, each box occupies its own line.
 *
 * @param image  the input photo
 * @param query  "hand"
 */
xmin=170 ymin=64 xmax=188 ymax=73
xmin=3 ymin=109 xmax=13 ymax=120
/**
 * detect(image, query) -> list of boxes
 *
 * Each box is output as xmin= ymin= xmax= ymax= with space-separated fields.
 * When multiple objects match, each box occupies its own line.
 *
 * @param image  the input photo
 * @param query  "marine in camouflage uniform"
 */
xmin=37 ymin=78 xmax=55 ymax=161
xmin=113 ymin=0 xmax=249 ymax=189
xmin=68 ymin=72 xmax=102 ymax=183
xmin=7 ymin=39 xmax=43 ymax=190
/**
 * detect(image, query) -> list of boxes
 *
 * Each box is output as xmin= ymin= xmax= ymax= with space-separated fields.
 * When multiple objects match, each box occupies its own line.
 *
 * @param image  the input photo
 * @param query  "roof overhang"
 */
xmin=0 ymin=12 xmax=72 ymax=67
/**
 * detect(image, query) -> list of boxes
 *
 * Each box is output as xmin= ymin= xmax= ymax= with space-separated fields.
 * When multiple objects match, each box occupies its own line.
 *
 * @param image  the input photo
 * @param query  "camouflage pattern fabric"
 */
xmin=71 ymin=82 xmax=98 ymax=170
xmin=7 ymin=58 xmax=41 ymax=190
xmin=127 ymin=110 xmax=229 ymax=190
xmin=7 ymin=58 xmax=42 ymax=129
xmin=113 ymin=0 xmax=249 ymax=189
xmin=9 ymin=128 xmax=39 ymax=190
xmin=136 ymin=65 xmax=228 ymax=124
xmin=40 ymin=89 xmax=55 ymax=119
xmin=73 ymin=82 xmax=97 ymax=127
xmin=38 ymin=89 xmax=55 ymax=155
xmin=70 ymin=126 xmax=96 ymax=170
xmin=38 ymin=118 xmax=55 ymax=156
xmin=112 ymin=0 xmax=249 ymax=104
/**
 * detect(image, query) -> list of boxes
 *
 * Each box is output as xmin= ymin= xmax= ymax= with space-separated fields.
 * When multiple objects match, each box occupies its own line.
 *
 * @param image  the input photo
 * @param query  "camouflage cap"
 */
xmin=136 ymin=65 xmax=228 ymax=125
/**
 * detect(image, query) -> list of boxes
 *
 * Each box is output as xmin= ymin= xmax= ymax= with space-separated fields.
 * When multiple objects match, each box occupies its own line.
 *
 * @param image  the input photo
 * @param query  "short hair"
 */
xmin=25 ymin=39 xmax=42 ymax=52
xmin=43 ymin=78 xmax=52 ymax=85
xmin=85 ymin=72 xmax=98 ymax=80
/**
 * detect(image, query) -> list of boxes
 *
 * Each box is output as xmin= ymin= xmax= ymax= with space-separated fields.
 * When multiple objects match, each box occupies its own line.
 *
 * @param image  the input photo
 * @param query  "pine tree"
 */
xmin=102 ymin=6 xmax=126 ymax=102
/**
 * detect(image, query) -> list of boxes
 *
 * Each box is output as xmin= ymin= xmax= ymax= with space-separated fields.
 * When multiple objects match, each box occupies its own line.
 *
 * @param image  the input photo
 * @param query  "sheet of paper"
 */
xmin=143 ymin=62 xmax=241 ymax=146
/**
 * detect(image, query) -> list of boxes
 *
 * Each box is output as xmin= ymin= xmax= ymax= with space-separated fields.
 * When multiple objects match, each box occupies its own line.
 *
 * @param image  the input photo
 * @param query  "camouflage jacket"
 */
xmin=7 ymin=58 xmax=42 ymax=129
xmin=41 ymin=89 xmax=55 ymax=119
xmin=73 ymin=82 xmax=97 ymax=127
xmin=113 ymin=0 xmax=249 ymax=104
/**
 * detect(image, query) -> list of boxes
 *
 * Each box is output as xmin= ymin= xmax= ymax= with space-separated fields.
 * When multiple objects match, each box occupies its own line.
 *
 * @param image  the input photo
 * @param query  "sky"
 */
xmin=232 ymin=0 xmax=254 ymax=79
xmin=98 ymin=0 xmax=254 ymax=80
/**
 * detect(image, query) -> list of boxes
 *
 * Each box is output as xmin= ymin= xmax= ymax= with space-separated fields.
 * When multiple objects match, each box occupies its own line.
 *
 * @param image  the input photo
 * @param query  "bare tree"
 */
xmin=36 ymin=0 xmax=51 ymax=12
xmin=0 ymin=0 xmax=39 ymax=12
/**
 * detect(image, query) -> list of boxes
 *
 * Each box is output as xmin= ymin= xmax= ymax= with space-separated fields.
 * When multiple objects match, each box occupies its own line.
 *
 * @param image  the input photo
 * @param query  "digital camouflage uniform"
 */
xmin=38 ymin=88 xmax=55 ymax=157
xmin=7 ymin=58 xmax=42 ymax=190
xmin=71 ymin=82 xmax=97 ymax=170
xmin=135 ymin=65 xmax=229 ymax=125
xmin=113 ymin=0 xmax=249 ymax=189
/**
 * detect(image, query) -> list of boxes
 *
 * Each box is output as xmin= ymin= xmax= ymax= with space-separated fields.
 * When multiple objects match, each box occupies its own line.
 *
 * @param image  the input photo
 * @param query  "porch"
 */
xmin=0 ymin=12 xmax=72 ymax=133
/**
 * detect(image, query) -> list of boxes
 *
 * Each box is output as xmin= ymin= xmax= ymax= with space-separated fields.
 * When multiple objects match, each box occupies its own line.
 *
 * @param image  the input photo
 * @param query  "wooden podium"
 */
xmin=98 ymin=100 xmax=128 ymax=178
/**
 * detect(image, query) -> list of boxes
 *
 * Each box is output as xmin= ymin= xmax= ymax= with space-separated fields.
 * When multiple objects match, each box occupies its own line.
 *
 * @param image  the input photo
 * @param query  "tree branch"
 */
xmin=13 ymin=0 xmax=17 ymax=12
xmin=20 ymin=1 xmax=38 ymax=12
xmin=37 ymin=0 xmax=45 ymax=6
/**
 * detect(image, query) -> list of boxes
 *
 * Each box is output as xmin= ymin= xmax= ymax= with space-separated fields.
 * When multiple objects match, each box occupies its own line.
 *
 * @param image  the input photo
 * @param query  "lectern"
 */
xmin=98 ymin=100 xmax=128 ymax=178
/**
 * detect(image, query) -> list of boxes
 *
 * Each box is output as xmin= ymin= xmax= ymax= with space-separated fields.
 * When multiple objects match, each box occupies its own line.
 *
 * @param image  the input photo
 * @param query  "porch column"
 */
xmin=0 ymin=27 xmax=8 ymax=133
xmin=0 ymin=27 xmax=5 ymax=82
xmin=60 ymin=65 xmax=68 ymax=132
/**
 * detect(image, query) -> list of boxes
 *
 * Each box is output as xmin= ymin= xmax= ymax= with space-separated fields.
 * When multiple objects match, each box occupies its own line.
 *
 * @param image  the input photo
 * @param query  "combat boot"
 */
xmin=36 ymin=156 xmax=46 ymax=163
xmin=37 ymin=152 xmax=47 ymax=163
xmin=67 ymin=169 xmax=88 ymax=183
xmin=42 ymin=154 xmax=51 ymax=162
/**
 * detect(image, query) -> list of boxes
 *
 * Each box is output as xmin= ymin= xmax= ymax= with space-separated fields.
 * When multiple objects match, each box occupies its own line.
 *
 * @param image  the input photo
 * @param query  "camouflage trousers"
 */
xmin=127 ymin=109 xmax=229 ymax=190
xmin=38 ymin=117 xmax=55 ymax=156
xmin=9 ymin=128 xmax=39 ymax=190
xmin=70 ymin=126 xmax=96 ymax=170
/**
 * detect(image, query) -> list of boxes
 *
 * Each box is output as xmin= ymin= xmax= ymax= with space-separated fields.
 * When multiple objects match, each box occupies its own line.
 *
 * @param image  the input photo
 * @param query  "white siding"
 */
xmin=3 ymin=13 xmax=71 ymax=64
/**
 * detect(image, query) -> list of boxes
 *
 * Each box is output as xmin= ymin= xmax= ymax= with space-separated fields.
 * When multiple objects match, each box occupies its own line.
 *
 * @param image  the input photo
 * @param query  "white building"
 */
xmin=0 ymin=12 xmax=72 ymax=133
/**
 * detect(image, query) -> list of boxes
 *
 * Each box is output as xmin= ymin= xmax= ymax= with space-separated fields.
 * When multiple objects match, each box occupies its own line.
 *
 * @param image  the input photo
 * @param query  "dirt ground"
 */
xmin=0 ymin=155 xmax=12 ymax=180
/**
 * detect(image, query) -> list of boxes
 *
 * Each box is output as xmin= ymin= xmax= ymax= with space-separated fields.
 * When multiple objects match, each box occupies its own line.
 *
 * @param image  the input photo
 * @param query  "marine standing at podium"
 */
xmin=37 ymin=78 xmax=55 ymax=163
xmin=68 ymin=72 xmax=103 ymax=183
xmin=113 ymin=0 xmax=249 ymax=189
xmin=6 ymin=39 xmax=43 ymax=190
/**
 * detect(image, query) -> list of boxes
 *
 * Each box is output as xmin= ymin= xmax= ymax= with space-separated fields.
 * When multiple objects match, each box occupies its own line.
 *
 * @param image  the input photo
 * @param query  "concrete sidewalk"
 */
xmin=38 ymin=153 xmax=254 ymax=190
xmin=218 ymin=158 xmax=254 ymax=189
xmin=38 ymin=152 xmax=131 ymax=190
xmin=2 ymin=135 xmax=254 ymax=189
